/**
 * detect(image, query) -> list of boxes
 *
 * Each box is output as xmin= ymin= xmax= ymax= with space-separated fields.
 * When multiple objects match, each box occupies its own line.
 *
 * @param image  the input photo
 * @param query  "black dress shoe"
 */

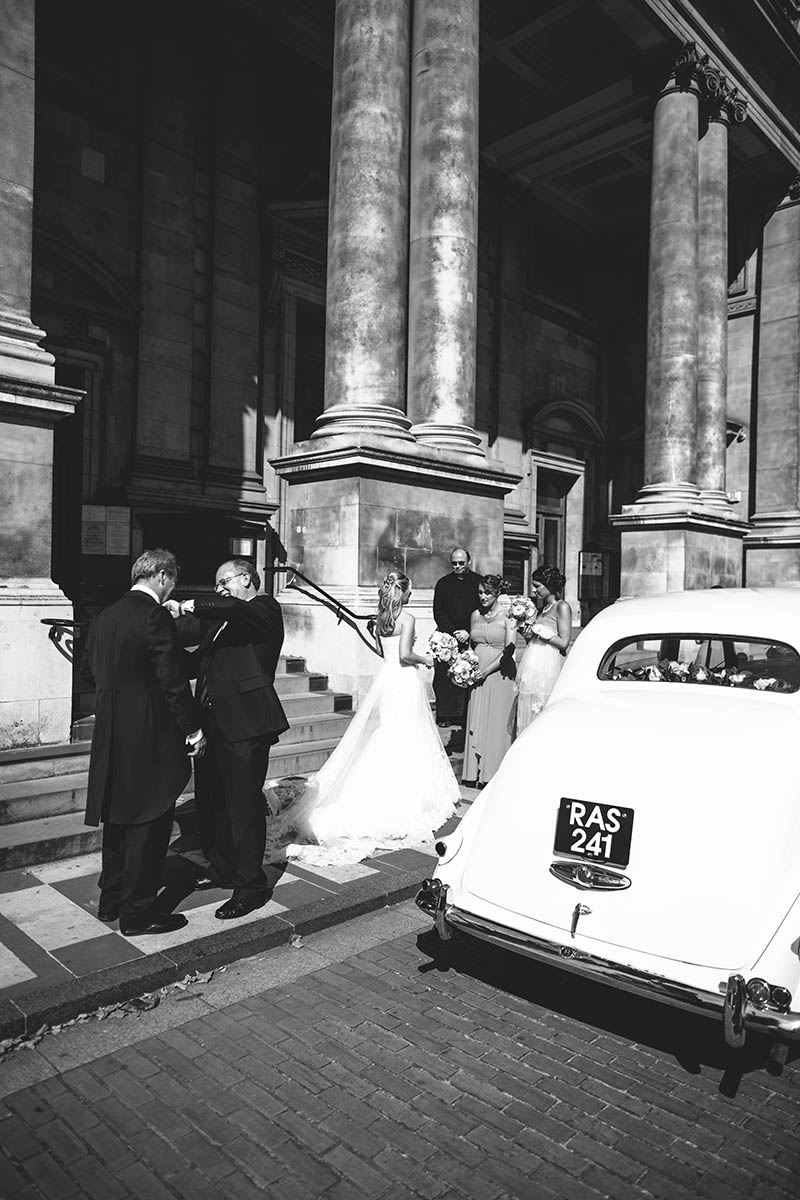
xmin=97 ymin=904 xmax=120 ymax=922
xmin=120 ymin=913 xmax=188 ymax=937
xmin=215 ymin=895 xmax=267 ymax=920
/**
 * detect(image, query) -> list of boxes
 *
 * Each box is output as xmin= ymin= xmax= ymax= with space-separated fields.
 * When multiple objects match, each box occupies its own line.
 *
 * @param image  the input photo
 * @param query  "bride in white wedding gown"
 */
xmin=278 ymin=571 xmax=460 ymax=867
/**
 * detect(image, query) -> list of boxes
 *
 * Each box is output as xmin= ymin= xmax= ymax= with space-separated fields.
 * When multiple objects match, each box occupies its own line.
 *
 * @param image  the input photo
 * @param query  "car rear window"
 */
xmin=598 ymin=634 xmax=800 ymax=692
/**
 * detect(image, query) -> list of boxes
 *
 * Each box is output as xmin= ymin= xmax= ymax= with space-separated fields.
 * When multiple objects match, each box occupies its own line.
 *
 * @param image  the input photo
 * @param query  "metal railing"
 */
xmin=267 ymin=564 xmax=383 ymax=658
xmin=40 ymin=618 xmax=87 ymax=665
xmin=39 ymin=565 xmax=384 ymax=664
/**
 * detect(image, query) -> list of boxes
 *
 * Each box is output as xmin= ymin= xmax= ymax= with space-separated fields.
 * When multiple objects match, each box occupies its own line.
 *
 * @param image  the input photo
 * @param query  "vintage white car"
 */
xmin=418 ymin=587 xmax=800 ymax=1060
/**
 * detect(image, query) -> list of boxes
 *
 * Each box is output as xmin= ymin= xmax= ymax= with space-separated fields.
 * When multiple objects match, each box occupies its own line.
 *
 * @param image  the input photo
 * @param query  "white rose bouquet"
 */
xmin=448 ymin=649 xmax=480 ymax=688
xmin=507 ymin=595 xmax=536 ymax=624
xmin=428 ymin=631 xmax=459 ymax=664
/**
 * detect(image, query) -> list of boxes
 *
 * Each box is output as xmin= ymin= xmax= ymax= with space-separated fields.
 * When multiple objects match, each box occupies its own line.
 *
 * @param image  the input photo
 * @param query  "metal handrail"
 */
xmin=40 ymin=618 xmax=87 ymax=664
xmin=266 ymin=564 xmax=383 ymax=658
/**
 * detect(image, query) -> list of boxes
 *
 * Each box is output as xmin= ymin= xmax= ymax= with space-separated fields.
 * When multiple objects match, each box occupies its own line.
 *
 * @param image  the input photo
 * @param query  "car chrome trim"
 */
xmin=724 ymin=974 xmax=747 ymax=1047
xmin=415 ymin=878 xmax=452 ymax=941
xmin=550 ymin=861 xmax=632 ymax=891
xmin=420 ymin=894 xmax=800 ymax=1044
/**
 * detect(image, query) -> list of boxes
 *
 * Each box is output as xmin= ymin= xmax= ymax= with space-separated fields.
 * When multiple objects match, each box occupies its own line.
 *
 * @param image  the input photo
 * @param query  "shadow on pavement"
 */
xmin=415 ymin=928 xmax=799 ymax=1094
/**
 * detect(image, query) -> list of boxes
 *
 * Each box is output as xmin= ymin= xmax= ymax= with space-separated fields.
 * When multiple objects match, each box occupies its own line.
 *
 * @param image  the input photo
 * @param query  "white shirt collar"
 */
xmin=131 ymin=582 xmax=161 ymax=604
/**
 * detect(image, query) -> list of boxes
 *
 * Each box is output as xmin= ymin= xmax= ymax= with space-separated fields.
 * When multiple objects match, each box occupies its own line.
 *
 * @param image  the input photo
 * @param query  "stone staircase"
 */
xmin=0 ymin=655 xmax=353 ymax=873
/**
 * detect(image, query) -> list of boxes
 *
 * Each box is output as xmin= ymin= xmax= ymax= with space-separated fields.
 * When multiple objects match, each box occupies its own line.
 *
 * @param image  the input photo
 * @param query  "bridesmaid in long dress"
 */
xmin=462 ymin=574 xmax=517 ymax=786
xmin=515 ymin=564 xmax=572 ymax=736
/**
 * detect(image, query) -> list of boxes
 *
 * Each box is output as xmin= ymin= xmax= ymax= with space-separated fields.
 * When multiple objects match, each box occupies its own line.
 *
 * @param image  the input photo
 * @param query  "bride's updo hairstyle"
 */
xmin=375 ymin=571 xmax=411 ymax=636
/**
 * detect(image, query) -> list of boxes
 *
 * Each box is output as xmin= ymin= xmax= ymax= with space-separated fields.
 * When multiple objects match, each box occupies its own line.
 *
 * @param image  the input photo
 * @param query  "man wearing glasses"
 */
xmin=171 ymin=559 xmax=289 ymax=919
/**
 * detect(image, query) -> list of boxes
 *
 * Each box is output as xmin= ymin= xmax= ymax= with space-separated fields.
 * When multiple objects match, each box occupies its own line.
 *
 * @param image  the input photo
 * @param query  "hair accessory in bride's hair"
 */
xmin=375 ymin=570 xmax=411 ymax=637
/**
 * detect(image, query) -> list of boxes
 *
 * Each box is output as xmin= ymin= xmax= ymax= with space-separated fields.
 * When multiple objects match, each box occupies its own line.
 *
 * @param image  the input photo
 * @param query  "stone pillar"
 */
xmin=313 ymin=0 xmax=414 ymax=442
xmin=638 ymin=44 xmax=703 ymax=505
xmin=611 ymin=46 xmax=749 ymax=593
xmin=0 ymin=0 xmax=54 ymax=384
xmin=696 ymin=85 xmax=748 ymax=505
xmin=744 ymin=178 xmax=800 ymax=585
xmin=0 ymin=0 xmax=82 ymax=748
xmin=406 ymin=0 xmax=482 ymax=455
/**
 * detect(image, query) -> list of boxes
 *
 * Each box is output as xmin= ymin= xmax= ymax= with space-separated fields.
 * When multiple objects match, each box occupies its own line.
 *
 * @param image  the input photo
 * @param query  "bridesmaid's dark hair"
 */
xmin=375 ymin=571 xmax=411 ymax=636
xmin=532 ymin=564 xmax=566 ymax=596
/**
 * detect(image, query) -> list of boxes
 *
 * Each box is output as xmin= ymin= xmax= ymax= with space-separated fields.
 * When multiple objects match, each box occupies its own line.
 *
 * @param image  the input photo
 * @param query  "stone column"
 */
xmin=745 ymin=177 xmax=800 ymax=585
xmin=406 ymin=0 xmax=482 ymax=455
xmin=313 ymin=0 xmax=414 ymax=442
xmin=696 ymin=84 xmax=748 ymax=506
xmin=638 ymin=44 xmax=703 ymax=504
xmin=0 ymin=0 xmax=54 ymax=384
xmin=0 ymin=0 xmax=81 ymax=748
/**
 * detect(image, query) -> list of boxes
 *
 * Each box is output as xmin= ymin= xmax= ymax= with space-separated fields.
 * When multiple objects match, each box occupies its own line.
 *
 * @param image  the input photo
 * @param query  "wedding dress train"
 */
xmin=269 ymin=635 xmax=460 ymax=867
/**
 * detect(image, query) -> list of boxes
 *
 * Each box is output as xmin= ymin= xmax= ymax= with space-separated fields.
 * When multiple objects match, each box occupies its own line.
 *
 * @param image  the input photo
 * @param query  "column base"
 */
xmin=698 ymin=488 xmax=733 ymax=508
xmin=744 ymin=513 xmax=800 ymax=586
xmin=610 ymin=507 xmax=749 ymax=595
xmin=312 ymin=403 xmax=415 ymax=442
xmin=633 ymin=481 xmax=701 ymax=506
xmin=271 ymin=441 xmax=519 ymax=700
xmin=409 ymin=420 xmax=484 ymax=457
xmin=0 ymin=314 xmax=55 ymax=385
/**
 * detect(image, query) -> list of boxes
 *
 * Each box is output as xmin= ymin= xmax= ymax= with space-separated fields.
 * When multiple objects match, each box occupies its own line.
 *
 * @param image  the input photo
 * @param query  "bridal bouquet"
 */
xmin=507 ymin=594 xmax=538 ymax=641
xmin=448 ymin=648 xmax=480 ymax=688
xmin=428 ymin=631 xmax=459 ymax=664
xmin=507 ymin=595 xmax=536 ymax=624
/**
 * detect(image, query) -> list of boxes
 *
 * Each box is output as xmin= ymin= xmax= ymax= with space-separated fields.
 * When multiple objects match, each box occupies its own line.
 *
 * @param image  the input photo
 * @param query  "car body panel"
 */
xmin=422 ymin=588 xmax=800 ymax=1041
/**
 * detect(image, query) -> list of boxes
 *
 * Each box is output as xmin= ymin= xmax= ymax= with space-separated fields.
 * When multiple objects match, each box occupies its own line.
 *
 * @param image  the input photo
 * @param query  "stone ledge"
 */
xmin=272 ymin=439 xmax=521 ymax=496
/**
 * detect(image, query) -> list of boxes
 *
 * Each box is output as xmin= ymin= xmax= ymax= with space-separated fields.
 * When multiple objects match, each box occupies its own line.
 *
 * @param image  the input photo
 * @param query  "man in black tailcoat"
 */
xmin=433 ymin=547 xmax=482 ymax=734
xmin=81 ymin=549 xmax=205 ymax=937
xmin=171 ymin=558 xmax=289 ymax=920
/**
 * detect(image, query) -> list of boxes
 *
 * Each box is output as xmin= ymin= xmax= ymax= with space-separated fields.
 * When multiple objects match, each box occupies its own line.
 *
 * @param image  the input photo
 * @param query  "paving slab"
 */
xmin=0 ymin=783 xmax=477 ymax=1040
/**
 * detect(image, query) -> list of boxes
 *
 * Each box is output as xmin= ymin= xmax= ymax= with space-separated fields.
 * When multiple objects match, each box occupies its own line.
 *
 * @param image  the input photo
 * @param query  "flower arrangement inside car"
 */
xmin=448 ymin=648 xmax=481 ymax=688
xmin=608 ymin=658 xmax=794 ymax=691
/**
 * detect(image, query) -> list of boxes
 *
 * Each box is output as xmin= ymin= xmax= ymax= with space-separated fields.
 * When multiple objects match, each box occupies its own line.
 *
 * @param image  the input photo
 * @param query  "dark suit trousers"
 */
xmin=433 ymin=660 xmax=469 ymax=725
xmin=195 ymin=709 xmax=270 ymax=897
xmin=99 ymin=808 xmax=175 ymax=921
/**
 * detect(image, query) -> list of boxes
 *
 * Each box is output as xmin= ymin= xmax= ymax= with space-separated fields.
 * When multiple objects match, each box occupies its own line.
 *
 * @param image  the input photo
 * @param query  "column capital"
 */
xmin=705 ymin=78 xmax=749 ymax=127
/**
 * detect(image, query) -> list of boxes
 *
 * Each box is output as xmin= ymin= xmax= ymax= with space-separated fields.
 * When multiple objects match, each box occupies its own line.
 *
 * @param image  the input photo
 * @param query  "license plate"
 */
xmin=553 ymin=798 xmax=634 ymax=867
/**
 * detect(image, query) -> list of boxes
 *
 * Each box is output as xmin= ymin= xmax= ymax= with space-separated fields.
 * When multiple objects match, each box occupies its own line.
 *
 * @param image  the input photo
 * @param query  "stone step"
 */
xmin=273 ymin=670 xmax=329 ymax=696
xmin=280 ymin=690 xmax=353 ymax=718
xmin=0 ymin=744 xmax=90 ymax=785
xmin=0 ymin=811 xmax=102 ymax=872
xmin=0 ymin=733 xmax=349 ymax=871
xmin=278 ymin=654 xmax=306 ymax=674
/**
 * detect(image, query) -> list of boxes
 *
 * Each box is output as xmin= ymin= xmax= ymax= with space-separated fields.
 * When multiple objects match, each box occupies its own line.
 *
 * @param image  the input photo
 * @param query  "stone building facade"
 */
xmin=2 ymin=0 xmax=800 ymax=747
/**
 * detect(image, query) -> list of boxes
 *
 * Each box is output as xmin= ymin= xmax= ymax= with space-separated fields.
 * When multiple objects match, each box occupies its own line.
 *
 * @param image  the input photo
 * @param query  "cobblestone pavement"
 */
xmin=1 ymin=902 xmax=798 ymax=1200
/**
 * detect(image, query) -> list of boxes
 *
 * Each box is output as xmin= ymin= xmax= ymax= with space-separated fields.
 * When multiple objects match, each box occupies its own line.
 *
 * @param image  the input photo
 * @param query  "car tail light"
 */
xmin=769 ymin=986 xmax=792 ymax=1012
xmin=744 ymin=978 xmax=792 ymax=1011
xmin=433 ymin=830 xmax=463 ymax=865
xmin=746 ymin=978 xmax=770 ymax=1006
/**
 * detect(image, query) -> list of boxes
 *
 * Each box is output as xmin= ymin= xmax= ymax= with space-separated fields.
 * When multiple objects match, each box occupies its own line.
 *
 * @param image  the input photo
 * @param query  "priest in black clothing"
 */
xmin=432 ymin=547 xmax=482 ymax=731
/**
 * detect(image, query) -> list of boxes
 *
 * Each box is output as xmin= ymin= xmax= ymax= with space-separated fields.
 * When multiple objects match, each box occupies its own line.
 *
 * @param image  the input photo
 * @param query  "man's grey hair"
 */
xmin=227 ymin=557 xmax=261 ymax=591
xmin=450 ymin=547 xmax=471 ymax=563
xmin=131 ymin=548 xmax=178 ymax=585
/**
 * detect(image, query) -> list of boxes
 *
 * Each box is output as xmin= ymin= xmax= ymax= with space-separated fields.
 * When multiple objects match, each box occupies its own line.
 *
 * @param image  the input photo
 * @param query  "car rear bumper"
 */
xmin=416 ymin=879 xmax=800 ymax=1045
